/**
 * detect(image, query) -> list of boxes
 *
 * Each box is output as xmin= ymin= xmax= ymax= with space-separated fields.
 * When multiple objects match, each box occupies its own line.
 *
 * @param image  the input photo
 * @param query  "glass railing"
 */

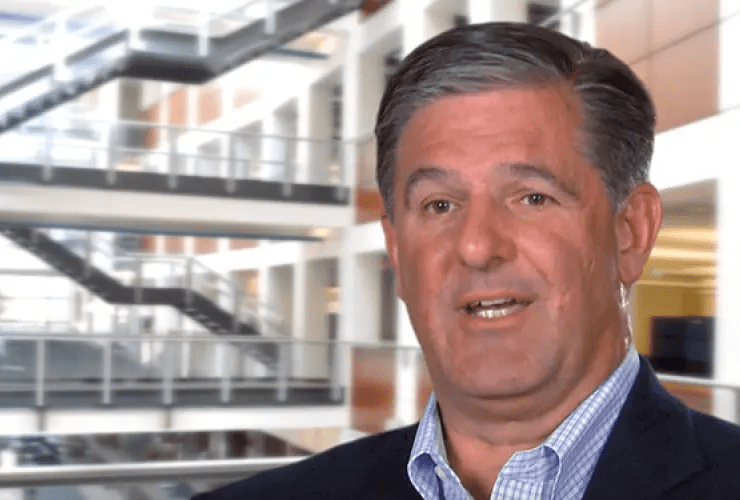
xmin=143 ymin=0 xmax=305 ymax=38
xmin=0 ymin=333 xmax=345 ymax=408
xmin=355 ymin=131 xmax=377 ymax=191
xmin=0 ymin=118 xmax=347 ymax=188
xmin=0 ymin=0 xmax=349 ymax=125
xmin=0 ymin=296 xmax=76 ymax=334
xmin=0 ymin=1 xmax=305 ymax=87
xmin=0 ymin=335 xmax=739 ymax=498
xmin=7 ymin=227 xmax=285 ymax=339
xmin=107 ymin=252 xmax=286 ymax=337
xmin=0 ymin=454 xmax=304 ymax=498
xmin=0 ymin=4 xmax=126 ymax=117
xmin=2 ymin=331 xmax=735 ymax=421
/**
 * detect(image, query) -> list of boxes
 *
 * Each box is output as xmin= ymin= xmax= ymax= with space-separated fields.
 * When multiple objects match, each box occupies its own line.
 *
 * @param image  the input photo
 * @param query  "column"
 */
xmin=395 ymin=299 xmax=421 ymax=425
xmin=712 ymin=0 xmax=740 ymax=422
xmin=714 ymin=172 xmax=740 ymax=421
xmin=719 ymin=0 xmax=740 ymax=112
xmin=467 ymin=0 xmax=528 ymax=23
xmin=336 ymin=232 xmax=358 ymax=416
xmin=261 ymin=113 xmax=280 ymax=182
xmin=295 ymin=88 xmax=312 ymax=184
xmin=292 ymin=256 xmax=308 ymax=376
xmin=400 ymin=1 xmax=426 ymax=56
xmin=342 ymin=19 xmax=361 ymax=192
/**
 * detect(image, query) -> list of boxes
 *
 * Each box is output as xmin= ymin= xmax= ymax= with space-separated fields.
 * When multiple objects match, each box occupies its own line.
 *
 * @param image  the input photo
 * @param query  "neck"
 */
xmin=434 ymin=335 xmax=630 ymax=499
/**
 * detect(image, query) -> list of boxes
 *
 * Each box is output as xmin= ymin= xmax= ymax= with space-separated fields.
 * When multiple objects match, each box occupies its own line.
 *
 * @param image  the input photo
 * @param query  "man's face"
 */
xmin=382 ymin=86 xmax=631 ymax=412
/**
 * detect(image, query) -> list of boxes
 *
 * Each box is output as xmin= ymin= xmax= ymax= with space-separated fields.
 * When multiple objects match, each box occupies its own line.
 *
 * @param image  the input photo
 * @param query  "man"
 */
xmin=193 ymin=22 xmax=740 ymax=500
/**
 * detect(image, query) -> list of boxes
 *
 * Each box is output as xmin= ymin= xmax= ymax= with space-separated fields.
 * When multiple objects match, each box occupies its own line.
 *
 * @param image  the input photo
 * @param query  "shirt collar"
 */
xmin=408 ymin=346 xmax=640 ymax=500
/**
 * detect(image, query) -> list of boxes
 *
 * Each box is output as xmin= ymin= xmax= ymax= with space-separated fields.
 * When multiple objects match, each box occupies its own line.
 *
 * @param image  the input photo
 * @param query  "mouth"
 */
xmin=463 ymin=297 xmax=532 ymax=319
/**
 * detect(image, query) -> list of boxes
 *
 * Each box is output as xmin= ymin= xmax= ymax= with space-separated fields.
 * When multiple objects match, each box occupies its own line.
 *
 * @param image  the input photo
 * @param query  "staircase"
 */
xmin=1 ymin=226 xmax=278 ymax=365
xmin=0 ymin=0 xmax=363 ymax=133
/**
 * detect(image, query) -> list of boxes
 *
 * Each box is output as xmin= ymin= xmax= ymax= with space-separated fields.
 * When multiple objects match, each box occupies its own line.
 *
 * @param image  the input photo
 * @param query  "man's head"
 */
xmin=376 ymin=22 xmax=655 ymax=220
xmin=378 ymin=23 xmax=662 ymax=419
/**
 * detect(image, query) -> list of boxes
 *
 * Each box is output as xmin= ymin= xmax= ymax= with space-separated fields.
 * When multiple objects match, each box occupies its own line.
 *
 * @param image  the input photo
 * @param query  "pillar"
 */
xmin=467 ymin=0 xmax=528 ymax=23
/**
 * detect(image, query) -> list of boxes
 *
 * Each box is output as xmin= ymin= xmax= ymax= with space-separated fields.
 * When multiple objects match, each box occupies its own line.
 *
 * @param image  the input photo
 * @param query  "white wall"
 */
xmin=0 ymin=406 xmax=350 ymax=435
xmin=720 ymin=0 xmax=740 ymax=111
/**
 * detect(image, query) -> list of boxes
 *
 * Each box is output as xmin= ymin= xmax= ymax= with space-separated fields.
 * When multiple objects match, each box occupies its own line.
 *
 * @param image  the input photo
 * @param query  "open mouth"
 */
xmin=464 ymin=298 xmax=531 ymax=319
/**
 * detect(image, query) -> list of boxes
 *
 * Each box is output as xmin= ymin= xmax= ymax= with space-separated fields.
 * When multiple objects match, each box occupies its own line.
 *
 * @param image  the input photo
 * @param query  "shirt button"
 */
xmin=434 ymin=466 xmax=447 ymax=480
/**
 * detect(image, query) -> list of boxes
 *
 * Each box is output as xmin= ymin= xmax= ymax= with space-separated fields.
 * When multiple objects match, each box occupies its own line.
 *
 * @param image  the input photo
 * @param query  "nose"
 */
xmin=456 ymin=198 xmax=516 ymax=270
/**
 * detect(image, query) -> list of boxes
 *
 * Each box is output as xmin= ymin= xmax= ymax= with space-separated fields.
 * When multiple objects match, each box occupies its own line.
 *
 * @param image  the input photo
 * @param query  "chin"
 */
xmin=439 ymin=345 xmax=564 ymax=400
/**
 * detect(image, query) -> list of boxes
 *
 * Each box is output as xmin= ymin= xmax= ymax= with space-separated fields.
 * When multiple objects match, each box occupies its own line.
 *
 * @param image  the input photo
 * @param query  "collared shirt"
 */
xmin=407 ymin=346 xmax=640 ymax=500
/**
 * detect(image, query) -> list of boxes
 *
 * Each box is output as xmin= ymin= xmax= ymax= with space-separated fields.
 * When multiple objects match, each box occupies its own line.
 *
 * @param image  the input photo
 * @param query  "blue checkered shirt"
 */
xmin=407 ymin=346 xmax=640 ymax=500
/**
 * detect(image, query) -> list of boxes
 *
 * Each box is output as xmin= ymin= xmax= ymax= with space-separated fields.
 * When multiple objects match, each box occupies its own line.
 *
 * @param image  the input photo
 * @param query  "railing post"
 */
xmin=111 ymin=305 xmax=118 ymax=335
xmin=52 ymin=7 xmax=73 ymax=83
xmin=265 ymin=0 xmax=275 ymax=34
xmin=276 ymin=340 xmax=289 ymax=402
xmin=198 ymin=8 xmax=211 ymax=57
xmin=167 ymin=126 xmax=178 ymax=189
xmin=84 ymin=231 xmax=93 ymax=278
xmin=161 ymin=340 xmax=174 ymax=406
xmin=232 ymin=286 xmax=240 ymax=335
xmin=185 ymin=258 xmax=193 ymax=307
xmin=282 ymin=137 xmax=294 ymax=197
xmin=335 ymin=139 xmax=347 ymax=200
xmin=102 ymin=337 xmax=112 ymax=405
xmin=35 ymin=338 xmax=46 ymax=407
xmin=226 ymin=132 xmax=236 ymax=193
xmin=134 ymin=257 xmax=143 ymax=304
xmin=107 ymin=122 xmax=117 ymax=185
xmin=129 ymin=305 xmax=140 ymax=336
xmin=219 ymin=341 xmax=231 ymax=404
xmin=41 ymin=116 xmax=54 ymax=182
xmin=329 ymin=341 xmax=342 ymax=402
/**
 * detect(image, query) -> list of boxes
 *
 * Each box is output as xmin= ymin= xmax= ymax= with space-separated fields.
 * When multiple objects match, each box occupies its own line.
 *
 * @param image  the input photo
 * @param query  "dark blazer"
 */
xmin=193 ymin=358 xmax=740 ymax=499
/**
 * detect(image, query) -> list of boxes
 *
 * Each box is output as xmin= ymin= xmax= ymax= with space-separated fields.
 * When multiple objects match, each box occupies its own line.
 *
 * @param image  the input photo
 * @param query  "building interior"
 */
xmin=0 ymin=0 xmax=738 ymax=498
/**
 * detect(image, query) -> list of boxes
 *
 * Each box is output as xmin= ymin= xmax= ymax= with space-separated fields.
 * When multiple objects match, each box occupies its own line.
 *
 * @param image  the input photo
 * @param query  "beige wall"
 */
xmin=632 ymin=283 xmax=714 ymax=354
xmin=198 ymin=84 xmax=222 ymax=125
xmin=596 ymin=0 xmax=719 ymax=132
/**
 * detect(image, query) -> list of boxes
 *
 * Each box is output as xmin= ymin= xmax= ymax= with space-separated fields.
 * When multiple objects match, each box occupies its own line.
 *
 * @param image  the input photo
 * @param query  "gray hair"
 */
xmin=375 ymin=22 xmax=655 ymax=221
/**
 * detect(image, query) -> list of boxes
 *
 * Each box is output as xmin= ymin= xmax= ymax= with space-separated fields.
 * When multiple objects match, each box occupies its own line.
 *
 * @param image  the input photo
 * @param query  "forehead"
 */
xmin=394 ymin=85 xmax=587 ymax=184
xmin=401 ymin=85 xmax=581 ymax=147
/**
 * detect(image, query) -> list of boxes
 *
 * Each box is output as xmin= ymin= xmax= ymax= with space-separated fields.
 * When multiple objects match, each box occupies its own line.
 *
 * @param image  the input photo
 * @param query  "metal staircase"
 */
xmin=1 ymin=226 xmax=278 ymax=364
xmin=0 ymin=0 xmax=363 ymax=133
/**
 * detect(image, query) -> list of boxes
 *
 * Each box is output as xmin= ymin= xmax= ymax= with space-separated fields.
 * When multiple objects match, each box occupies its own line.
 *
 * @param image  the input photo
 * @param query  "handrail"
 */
xmin=11 ymin=228 xmax=286 ymax=336
xmin=0 ymin=3 xmax=106 ymax=51
xmin=0 ymin=331 xmax=732 ymax=386
xmin=0 ymin=455 xmax=303 ymax=488
xmin=0 ymin=331 xmax=419 ymax=350
xmin=655 ymin=372 xmax=738 ymax=391
xmin=116 ymin=253 xmax=257 ymax=299
xmin=18 ymin=116 xmax=345 ymax=145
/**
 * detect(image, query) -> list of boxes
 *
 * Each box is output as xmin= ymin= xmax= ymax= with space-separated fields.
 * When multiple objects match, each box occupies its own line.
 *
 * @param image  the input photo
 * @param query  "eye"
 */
xmin=423 ymin=199 xmax=455 ymax=214
xmin=520 ymin=193 xmax=554 ymax=206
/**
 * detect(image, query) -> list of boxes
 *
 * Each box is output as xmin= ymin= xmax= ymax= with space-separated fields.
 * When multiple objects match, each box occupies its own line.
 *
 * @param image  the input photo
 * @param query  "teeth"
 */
xmin=472 ymin=303 xmax=524 ymax=318
xmin=466 ymin=298 xmax=528 ymax=319
xmin=478 ymin=298 xmax=515 ymax=307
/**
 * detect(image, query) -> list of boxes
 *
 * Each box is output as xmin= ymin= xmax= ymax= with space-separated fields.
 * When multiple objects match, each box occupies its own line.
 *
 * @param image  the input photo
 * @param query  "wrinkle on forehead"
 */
xmin=395 ymin=85 xmax=591 ymax=197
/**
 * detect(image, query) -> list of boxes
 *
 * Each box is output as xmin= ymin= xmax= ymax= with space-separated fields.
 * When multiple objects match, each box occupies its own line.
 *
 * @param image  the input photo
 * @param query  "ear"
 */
xmin=615 ymin=183 xmax=663 ymax=286
xmin=381 ymin=212 xmax=404 ymax=299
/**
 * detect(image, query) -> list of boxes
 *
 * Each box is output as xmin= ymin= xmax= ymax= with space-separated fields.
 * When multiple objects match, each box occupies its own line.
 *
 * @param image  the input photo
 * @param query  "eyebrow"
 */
xmin=401 ymin=162 xmax=580 ymax=209
xmin=403 ymin=166 xmax=456 ymax=209
xmin=502 ymin=162 xmax=580 ymax=200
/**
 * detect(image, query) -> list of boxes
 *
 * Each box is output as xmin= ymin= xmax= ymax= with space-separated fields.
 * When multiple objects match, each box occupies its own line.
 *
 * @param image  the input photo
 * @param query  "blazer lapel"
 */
xmin=583 ymin=357 xmax=706 ymax=500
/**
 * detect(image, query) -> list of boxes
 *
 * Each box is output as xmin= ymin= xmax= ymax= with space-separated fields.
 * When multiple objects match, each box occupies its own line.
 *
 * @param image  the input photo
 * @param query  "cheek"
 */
xmin=397 ymin=237 xmax=450 ymax=304
xmin=520 ymin=226 xmax=596 ymax=312
xmin=397 ymin=235 xmax=459 ymax=338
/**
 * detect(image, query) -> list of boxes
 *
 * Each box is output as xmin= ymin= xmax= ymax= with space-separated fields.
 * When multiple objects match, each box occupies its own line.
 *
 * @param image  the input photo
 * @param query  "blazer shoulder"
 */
xmin=690 ymin=408 xmax=740 ymax=463
xmin=192 ymin=424 xmax=420 ymax=500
